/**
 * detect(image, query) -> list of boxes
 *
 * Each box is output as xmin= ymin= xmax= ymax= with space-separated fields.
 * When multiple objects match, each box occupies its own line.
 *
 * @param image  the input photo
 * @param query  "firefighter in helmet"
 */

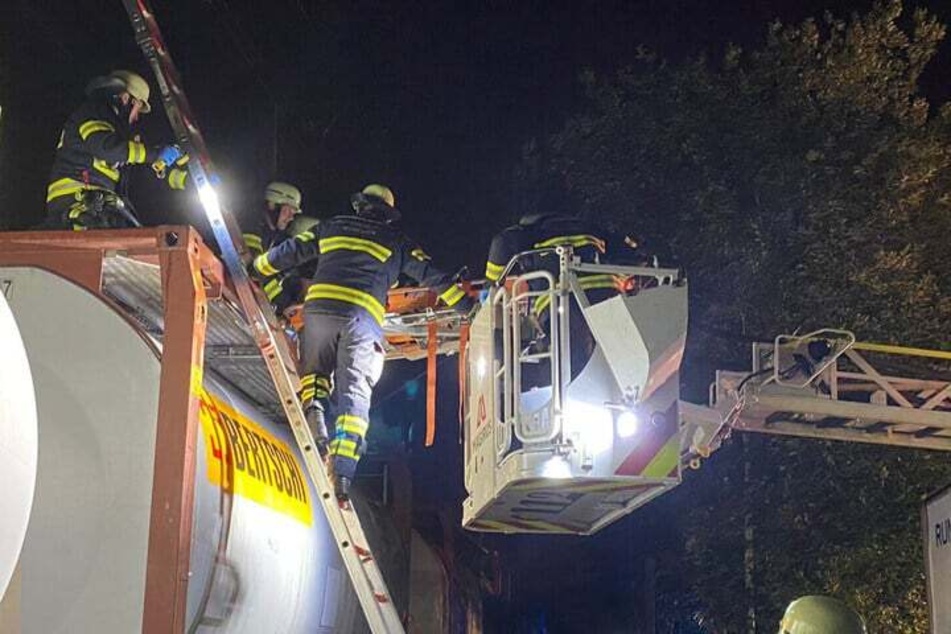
xmin=484 ymin=213 xmax=616 ymax=383
xmin=243 ymin=181 xmax=312 ymax=314
xmin=779 ymin=596 xmax=867 ymax=634
xmin=253 ymin=184 xmax=473 ymax=499
xmin=45 ymin=70 xmax=189 ymax=230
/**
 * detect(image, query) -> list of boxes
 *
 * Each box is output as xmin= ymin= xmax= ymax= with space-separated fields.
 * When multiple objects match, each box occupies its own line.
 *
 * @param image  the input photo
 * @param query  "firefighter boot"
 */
xmin=306 ymin=406 xmax=329 ymax=457
xmin=334 ymin=475 xmax=352 ymax=502
xmin=327 ymin=459 xmax=352 ymax=501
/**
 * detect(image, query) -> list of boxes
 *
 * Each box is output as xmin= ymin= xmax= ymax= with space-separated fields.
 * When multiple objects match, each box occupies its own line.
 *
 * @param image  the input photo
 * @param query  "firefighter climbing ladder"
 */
xmin=121 ymin=2 xmax=405 ymax=632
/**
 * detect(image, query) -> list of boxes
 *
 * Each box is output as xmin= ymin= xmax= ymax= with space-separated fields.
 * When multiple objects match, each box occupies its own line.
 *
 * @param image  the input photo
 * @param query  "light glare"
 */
xmin=617 ymin=411 xmax=639 ymax=438
xmin=564 ymin=399 xmax=613 ymax=454
xmin=542 ymin=456 xmax=572 ymax=479
xmin=197 ymin=183 xmax=223 ymax=220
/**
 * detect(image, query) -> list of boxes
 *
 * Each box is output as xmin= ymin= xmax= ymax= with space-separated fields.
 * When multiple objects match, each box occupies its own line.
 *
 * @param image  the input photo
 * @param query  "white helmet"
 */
xmin=264 ymin=181 xmax=302 ymax=211
xmin=108 ymin=70 xmax=152 ymax=113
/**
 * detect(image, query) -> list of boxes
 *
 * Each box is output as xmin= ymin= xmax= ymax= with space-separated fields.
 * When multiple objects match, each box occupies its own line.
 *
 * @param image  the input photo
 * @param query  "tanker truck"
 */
xmin=0 ymin=228 xmax=387 ymax=632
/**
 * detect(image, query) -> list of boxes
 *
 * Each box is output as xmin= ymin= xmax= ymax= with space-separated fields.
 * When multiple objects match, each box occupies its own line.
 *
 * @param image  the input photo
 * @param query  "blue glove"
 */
xmin=156 ymin=144 xmax=184 ymax=166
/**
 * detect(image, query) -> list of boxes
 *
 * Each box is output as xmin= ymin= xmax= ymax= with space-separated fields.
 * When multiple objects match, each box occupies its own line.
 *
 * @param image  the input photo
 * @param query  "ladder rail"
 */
xmin=120 ymin=3 xmax=405 ymax=632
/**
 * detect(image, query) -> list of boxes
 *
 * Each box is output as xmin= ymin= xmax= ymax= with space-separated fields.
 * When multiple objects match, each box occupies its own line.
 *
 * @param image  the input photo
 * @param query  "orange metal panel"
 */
xmin=0 ymin=227 xmax=222 ymax=634
xmin=143 ymin=228 xmax=209 ymax=634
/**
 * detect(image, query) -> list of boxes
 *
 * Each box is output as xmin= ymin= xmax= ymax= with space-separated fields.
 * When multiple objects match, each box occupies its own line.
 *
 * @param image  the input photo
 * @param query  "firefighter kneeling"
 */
xmin=45 ymin=70 xmax=189 ymax=230
xmin=253 ymin=184 xmax=472 ymax=500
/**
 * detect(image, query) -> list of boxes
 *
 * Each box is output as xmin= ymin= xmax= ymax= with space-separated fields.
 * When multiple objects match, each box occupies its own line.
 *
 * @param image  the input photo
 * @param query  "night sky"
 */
xmin=3 ymin=1 xmax=950 ymax=631
xmin=4 ymin=0 xmax=948 ymax=271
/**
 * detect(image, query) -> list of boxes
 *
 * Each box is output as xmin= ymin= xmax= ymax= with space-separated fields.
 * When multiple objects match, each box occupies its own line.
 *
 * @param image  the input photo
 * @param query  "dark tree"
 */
xmin=521 ymin=2 xmax=951 ymax=631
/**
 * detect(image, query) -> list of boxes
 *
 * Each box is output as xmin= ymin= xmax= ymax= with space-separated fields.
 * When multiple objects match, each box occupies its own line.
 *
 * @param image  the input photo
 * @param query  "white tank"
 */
xmin=0 ymin=287 xmax=38 ymax=607
xmin=0 ymin=265 xmax=369 ymax=633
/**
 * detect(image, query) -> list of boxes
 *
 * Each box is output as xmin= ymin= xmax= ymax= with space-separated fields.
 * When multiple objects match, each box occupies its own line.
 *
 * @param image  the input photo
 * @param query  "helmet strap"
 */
xmin=110 ymin=93 xmax=134 ymax=126
xmin=265 ymin=202 xmax=281 ymax=229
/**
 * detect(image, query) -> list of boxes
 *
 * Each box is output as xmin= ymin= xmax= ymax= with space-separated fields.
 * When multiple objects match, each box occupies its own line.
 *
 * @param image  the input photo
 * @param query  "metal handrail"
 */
xmin=509 ymin=270 xmax=562 ymax=446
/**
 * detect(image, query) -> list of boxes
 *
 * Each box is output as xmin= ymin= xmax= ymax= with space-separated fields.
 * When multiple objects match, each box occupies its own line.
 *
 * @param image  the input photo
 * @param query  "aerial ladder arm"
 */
xmin=120 ymin=2 xmax=405 ymax=632
xmin=682 ymin=329 xmax=951 ymax=465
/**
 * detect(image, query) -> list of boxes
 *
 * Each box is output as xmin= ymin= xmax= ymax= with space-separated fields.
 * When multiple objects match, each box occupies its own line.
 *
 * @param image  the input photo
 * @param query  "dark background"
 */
xmin=3 ymin=1 xmax=949 ymax=631
xmin=3 ymin=0 xmax=948 ymax=273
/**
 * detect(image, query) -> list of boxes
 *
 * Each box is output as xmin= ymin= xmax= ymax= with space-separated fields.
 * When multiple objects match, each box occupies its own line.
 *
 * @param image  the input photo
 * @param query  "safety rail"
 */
xmin=463 ymin=246 xmax=689 ymax=535
xmin=492 ymin=252 xmax=570 ymax=459
xmin=487 ymin=247 xmax=686 ymax=462
xmin=506 ymin=269 xmax=563 ymax=445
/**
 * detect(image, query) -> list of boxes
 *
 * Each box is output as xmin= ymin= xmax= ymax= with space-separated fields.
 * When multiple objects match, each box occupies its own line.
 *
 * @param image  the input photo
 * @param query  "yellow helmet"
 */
xmin=264 ymin=181 xmax=302 ymax=211
xmin=108 ymin=70 xmax=152 ymax=113
xmin=361 ymin=184 xmax=395 ymax=208
xmin=779 ymin=596 xmax=866 ymax=634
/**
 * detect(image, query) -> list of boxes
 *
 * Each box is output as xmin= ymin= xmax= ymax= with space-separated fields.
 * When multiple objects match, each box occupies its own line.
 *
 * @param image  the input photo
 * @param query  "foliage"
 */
xmin=520 ymin=1 xmax=951 ymax=631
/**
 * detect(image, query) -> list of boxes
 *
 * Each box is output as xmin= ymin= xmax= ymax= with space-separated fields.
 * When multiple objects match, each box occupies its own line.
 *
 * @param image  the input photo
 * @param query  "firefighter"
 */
xmin=779 ymin=596 xmax=866 ymax=634
xmin=243 ymin=181 xmax=309 ymax=315
xmin=484 ymin=213 xmax=620 ymax=317
xmin=484 ymin=213 xmax=606 ymax=284
xmin=484 ymin=214 xmax=617 ymax=383
xmin=45 ymin=70 xmax=188 ymax=230
xmin=253 ymin=184 xmax=473 ymax=499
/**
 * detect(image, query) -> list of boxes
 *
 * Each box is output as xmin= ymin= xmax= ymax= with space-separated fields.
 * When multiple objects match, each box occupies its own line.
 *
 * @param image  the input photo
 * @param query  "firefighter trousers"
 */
xmin=298 ymin=309 xmax=385 ymax=480
xmin=46 ymin=190 xmax=136 ymax=230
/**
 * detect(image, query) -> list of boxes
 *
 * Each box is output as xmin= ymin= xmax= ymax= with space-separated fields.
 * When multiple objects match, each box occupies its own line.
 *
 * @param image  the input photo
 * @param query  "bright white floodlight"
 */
xmin=616 ymin=411 xmax=640 ymax=438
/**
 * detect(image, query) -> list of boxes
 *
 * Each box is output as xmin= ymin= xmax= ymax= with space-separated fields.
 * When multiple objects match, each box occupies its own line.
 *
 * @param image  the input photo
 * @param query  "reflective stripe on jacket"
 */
xmin=255 ymin=212 xmax=464 ymax=324
xmin=47 ymin=97 xmax=186 ymax=203
xmin=485 ymin=214 xmax=606 ymax=282
xmin=47 ymin=98 xmax=153 ymax=201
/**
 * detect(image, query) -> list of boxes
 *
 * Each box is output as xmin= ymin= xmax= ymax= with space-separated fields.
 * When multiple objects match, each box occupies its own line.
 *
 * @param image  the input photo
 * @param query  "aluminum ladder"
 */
xmin=121 ymin=2 xmax=405 ymax=631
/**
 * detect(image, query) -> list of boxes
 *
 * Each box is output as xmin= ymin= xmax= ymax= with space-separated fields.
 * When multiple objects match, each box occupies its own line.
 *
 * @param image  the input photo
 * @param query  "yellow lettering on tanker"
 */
xmin=198 ymin=391 xmax=312 ymax=525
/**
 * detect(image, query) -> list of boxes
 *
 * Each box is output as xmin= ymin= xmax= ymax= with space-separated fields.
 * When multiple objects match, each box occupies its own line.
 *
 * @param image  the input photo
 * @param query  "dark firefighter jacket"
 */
xmin=484 ymin=214 xmax=607 ymax=282
xmin=244 ymin=218 xmax=317 ymax=307
xmin=254 ymin=211 xmax=465 ymax=325
xmin=485 ymin=214 xmax=621 ymax=317
xmin=243 ymin=219 xmax=290 ymax=257
xmin=46 ymin=98 xmax=187 ymax=205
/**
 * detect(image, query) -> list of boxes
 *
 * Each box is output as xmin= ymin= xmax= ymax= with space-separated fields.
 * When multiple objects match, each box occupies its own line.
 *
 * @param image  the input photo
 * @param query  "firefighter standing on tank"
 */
xmin=243 ymin=181 xmax=312 ymax=315
xmin=253 ymin=184 xmax=473 ymax=499
xmin=45 ymin=70 xmax=188 ymax=230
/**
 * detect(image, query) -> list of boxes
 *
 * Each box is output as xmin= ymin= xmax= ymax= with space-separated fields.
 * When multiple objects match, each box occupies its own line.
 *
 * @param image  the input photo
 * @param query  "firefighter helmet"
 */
xmin=264 ymin=182 xmax=302 ymax=211
xmin=351 ymin=184 xmax=400 ymax=222
xmin=108 ymin=70 xmax=152 ymax=113
xmin=361 ymin=184 xmax=395 ymax=208
xmin=779 ymin=596 xmax=866 ymax=634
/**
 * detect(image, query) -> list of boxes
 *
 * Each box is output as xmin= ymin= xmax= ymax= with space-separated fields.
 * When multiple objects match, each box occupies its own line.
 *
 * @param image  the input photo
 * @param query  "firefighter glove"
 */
xmin=156 ymin=144 xmax=184 ymax=166
xmin=152 ymin=144 xmax=184 ymax=179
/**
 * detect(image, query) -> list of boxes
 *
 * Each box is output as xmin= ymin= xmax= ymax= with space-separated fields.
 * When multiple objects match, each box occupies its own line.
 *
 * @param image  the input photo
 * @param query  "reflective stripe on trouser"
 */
xmin=299 ymin=310 xmax=385 ymax=479
xmin=299 ymin=373 xmax=332 ymax=447
xmin=298 ymin=373 xmax=332 ymax=408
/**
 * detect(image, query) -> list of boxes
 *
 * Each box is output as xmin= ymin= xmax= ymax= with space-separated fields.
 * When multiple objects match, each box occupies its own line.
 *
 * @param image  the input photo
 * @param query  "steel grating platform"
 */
xmin=102 ymin=255 xmax=469 ymax=421
xmin=103 ymin=255 xmax=288 ymax=419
